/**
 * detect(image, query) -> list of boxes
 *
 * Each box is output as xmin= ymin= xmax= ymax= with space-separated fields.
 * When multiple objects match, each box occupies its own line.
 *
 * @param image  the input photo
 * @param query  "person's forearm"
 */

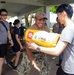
xmin=26 ymin=48 xmax=34 ymax=61
xmin=16 ymin=38 xmax=22 ymax=46
xmin=39 ymin=41 xmax=67 ymax=56
xmin=25 ymin=42 xmax=34 ymax=62
xmin=16 ymin=35 xmax=22 ymax=46
xmin=30 ymin=43 xmax=59 ymax=56
xmin=8 ymin=31 xmax=12 ymax=40
xmin=40 ymin=47 xmax=59 ymax=56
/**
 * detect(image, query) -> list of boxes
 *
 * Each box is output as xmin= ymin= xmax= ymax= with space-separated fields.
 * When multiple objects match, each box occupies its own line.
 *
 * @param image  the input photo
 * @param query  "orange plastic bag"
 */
xmin=25 ymin=29 xmax=60 ymax=47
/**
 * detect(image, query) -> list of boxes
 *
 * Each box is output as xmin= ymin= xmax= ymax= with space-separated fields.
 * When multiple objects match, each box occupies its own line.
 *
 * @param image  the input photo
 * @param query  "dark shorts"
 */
xmin=0 ymin=44 xmax=7 ymax=58
xmin=12 ymin=43 xmax=20 ymax=53
xmin=56 ymin=66 xmax=74 ymax=75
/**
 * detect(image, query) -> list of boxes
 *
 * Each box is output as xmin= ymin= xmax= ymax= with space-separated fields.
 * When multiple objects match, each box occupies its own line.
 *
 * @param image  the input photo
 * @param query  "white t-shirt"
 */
xmin=60 ymin=22 xmax=74 ymax=74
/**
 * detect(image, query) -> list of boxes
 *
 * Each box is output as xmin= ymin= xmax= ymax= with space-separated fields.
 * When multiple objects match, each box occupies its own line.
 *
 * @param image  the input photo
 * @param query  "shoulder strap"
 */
xmin=0 ymin=21 xmax=8 ymax=32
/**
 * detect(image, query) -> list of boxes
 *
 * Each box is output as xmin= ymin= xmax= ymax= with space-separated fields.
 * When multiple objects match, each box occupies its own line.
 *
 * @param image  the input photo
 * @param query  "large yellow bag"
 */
xmin=25 ymin=29 xmax=38 ymax=42
xmin=25 ymin=29 xmax=60 ymax=47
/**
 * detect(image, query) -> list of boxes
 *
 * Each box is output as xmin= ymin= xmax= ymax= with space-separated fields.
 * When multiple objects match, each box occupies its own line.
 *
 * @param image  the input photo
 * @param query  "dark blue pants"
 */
xmin=56 ymin=66 xmax=74 ymax=75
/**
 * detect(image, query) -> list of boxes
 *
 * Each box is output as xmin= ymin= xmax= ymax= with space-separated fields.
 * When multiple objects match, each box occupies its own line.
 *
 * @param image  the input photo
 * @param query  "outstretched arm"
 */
xmin=27 ymin=40 xmax=68 ymax=56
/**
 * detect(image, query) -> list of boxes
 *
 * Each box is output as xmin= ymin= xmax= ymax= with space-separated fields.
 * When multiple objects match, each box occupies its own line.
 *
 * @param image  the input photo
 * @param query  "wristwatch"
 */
xmin=36 ymin=46 xmax=40 ymax=52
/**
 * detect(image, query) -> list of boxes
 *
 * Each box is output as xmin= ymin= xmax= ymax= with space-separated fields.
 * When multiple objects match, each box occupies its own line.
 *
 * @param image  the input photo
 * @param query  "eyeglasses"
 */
xmin=1 ymin=14 xmax=8 ymax=16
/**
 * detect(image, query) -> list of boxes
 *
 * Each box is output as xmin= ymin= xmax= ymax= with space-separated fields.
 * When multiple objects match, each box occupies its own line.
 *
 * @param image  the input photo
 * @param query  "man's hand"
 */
xmin=32 ymin=60 xmax=40 ymax=72
xmin=26 ymin=42 xmax=38 ymax=50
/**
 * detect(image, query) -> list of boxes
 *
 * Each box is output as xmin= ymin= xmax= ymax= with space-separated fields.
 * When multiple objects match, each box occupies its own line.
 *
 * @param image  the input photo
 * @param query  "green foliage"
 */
xmin=25 ymin=17 xmax=29 ymax=28
xmin=34 ymin=6 xmax=58 ymax=13
xmin=50 ymin=6 xmax=58 ymax=13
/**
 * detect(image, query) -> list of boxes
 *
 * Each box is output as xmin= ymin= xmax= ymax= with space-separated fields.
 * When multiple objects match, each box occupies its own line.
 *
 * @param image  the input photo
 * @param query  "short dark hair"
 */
xmin=13 ymin=19 xmax=20 ymax=25
xmin=0 ymin=9 xmax=8 ymax=15
xmin=9 ymin=22 xmax=12 ymax=25
xmin=56 ymin=4 xmax=73 ymax=18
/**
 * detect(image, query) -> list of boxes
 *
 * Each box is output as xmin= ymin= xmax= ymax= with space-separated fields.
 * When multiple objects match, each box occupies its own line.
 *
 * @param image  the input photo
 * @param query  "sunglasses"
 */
xmin=1 ymin=14 xmax=8 ymax=16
